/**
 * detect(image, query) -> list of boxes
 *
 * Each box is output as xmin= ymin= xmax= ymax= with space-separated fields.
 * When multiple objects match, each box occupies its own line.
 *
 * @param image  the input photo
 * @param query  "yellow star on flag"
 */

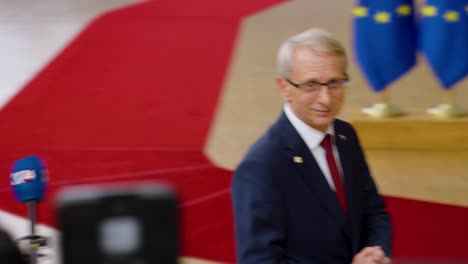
xmin=444 ymin=11 xmax=459 ymax=22
xmin=374 ymin=12 xmax=391 ymax=23
xmin=396 ymin=4 xmax=411 ymax=16
xmin=465 ymin=5 xmax=468 ymax=13
xmin=353 ymin=7 xmax=368 ymax=17
xmin=421 ymin=6 xmax=437 ymax=17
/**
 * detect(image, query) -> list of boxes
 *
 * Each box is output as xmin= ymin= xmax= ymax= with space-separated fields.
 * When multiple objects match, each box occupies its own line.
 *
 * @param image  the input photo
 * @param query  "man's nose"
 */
xmin=317 ymin=85 xmax=331 ymax=104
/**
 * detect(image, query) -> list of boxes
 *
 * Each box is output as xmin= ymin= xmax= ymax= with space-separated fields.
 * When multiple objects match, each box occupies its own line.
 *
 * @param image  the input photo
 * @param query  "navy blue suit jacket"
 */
xmin=232 ymin=112 xmax=392 ymax=263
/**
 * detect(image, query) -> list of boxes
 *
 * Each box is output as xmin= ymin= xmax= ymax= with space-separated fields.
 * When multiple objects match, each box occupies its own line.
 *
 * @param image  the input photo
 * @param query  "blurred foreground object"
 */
xmin=57 ymin=182 xmax=178 ymax=264
xmin=0 ymin=229 xmax=28 ymax=264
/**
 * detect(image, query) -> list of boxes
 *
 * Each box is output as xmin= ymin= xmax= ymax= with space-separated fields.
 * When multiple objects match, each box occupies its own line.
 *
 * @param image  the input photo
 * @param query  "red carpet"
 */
xmin=387 ymin=196 xmax=468 ymax=262
xmin=0 ymin=0 xmax=467 ymax=262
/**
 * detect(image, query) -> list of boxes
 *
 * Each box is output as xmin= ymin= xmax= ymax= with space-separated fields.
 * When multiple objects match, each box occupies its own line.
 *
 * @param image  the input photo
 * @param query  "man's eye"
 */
xmin=304 ymin=83 xmax=320 ymax=89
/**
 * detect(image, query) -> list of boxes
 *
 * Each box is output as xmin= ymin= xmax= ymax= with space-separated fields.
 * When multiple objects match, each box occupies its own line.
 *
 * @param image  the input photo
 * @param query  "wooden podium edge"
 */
xmin=348 ymin=108 xmax=468 ymax=151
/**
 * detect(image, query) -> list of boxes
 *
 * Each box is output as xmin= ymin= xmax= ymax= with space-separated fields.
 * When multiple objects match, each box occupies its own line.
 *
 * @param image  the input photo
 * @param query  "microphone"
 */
xmin=10 ymin=156 xmax=48 ymax=264
xmin=10 ymin=156 xmax=47 ymax=203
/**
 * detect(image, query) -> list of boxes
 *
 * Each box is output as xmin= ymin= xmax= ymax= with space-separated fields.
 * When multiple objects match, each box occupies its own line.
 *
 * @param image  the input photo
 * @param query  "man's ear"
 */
xmin=276 ymin=75 xmax=291 ymax=101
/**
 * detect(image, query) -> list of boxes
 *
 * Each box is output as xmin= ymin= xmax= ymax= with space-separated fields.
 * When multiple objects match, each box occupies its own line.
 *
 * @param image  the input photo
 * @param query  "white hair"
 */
xmin=277 ymin=28 xmax=347 ymax=78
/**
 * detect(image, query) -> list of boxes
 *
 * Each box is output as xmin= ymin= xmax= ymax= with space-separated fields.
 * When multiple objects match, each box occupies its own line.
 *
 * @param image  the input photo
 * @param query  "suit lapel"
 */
xmin=335 ymin=124 xmax=356 ymax=214
xmin=334 ymin=123 xmax=358 ymax=243
xmin=275 ymin=114 xmax=346 ymax=222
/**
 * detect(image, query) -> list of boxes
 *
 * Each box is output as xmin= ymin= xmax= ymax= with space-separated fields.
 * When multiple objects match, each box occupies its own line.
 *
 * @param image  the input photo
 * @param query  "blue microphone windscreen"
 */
xmin=10 ymin=156 xmax=47 ymax=202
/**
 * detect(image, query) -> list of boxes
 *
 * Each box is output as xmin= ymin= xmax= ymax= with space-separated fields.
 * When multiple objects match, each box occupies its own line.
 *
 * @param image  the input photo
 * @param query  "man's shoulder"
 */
xmin=334 ymin=118 xmax=358 ymax=138
xmin=334 ymin=118 xmax=353 ymax=130
xmin=233 ymin=127 xmax=286 ymax=184
xmin=245 ymin=125 xmax=283 ymax=158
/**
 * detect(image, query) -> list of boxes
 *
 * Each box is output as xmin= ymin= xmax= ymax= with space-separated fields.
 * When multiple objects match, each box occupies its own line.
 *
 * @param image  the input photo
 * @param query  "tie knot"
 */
xmin=320 ymin=134 xmax=333 ymax=152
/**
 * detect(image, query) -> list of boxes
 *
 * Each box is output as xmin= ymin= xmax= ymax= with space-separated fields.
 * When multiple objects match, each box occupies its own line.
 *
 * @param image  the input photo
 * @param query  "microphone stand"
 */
xmin=17 ymin=200 xmax=48 ymax=264
xmin=28 ymin=200 xmax=38 ymax=264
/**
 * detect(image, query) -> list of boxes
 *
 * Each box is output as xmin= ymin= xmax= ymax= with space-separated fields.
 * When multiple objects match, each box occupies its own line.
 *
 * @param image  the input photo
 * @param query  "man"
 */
xmin=231 ymin=28 xmax=392 ymax=263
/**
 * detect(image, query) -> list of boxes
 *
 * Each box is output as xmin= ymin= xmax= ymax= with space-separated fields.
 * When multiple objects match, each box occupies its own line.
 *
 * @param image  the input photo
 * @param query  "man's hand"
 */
xmin=352 ymin=246 xmax=391 ymax=264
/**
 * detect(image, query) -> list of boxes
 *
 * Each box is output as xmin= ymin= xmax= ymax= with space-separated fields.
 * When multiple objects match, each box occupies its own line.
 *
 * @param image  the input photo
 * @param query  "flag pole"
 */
xmin=427 ymin=87 xmax=467 ymax=118
xmin=380 ymin=88 xmax=391 ymax=104
xmin=361 ymin=86 xmax=406 ymax=118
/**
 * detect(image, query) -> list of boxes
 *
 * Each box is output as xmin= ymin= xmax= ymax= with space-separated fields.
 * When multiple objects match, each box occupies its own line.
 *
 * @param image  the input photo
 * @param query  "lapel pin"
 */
xmin=293 ymin=156 xmax=303 ymax=163
xmin=338 ymin=134 xmax=347 ymax=140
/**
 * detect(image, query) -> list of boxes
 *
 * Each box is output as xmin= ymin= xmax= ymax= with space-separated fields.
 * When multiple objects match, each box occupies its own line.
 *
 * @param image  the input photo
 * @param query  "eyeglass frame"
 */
xmin=283 ymin=73 xmax=349 ymax=94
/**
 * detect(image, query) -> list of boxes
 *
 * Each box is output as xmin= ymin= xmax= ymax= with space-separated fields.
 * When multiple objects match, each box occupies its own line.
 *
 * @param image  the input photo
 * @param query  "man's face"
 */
xmin=277 ymin=47 xmax=346 ymax=132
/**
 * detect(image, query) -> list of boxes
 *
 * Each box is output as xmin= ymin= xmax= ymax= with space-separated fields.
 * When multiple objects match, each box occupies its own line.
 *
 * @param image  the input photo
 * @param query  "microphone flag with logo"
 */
xmin=10 ymin=155 xmax=47 ymax=202
xmin=420 ymin=0 xmax=468 ymax=89
xmin=353 ymin=0 xmax=417 ymax=92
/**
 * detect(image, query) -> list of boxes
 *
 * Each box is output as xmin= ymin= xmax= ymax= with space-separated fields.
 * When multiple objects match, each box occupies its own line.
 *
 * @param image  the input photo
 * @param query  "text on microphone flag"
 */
xmin=10 ymin=170 xmax=37 ymax=185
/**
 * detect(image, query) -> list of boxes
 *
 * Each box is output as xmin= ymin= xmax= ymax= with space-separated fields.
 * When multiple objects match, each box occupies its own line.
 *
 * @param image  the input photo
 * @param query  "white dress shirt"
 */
xmin=283 ymin=104 xmax=344 ymax=190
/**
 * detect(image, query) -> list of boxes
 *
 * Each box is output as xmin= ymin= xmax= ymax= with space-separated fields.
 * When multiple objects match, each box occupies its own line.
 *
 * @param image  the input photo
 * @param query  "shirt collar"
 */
xmin=283 ymin=104 xmax=335 ymax=150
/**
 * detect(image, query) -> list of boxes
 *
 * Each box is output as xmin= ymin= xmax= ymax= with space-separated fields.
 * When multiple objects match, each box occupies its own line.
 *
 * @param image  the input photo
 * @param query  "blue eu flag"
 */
xmin=420 ymin=0 xmax=468 ymax=89
xmin=353 ymin=0 xmax=417 ymax=92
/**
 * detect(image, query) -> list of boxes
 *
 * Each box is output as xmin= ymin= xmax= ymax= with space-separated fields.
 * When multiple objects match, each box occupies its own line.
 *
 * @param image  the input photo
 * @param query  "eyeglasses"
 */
xmin=283 ymin=74 xmax=349 ymax=94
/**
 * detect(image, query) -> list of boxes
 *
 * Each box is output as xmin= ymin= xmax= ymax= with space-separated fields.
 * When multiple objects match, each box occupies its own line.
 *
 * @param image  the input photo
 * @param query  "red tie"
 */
xmin=320 ymin=134 xmax=347 ymax=213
